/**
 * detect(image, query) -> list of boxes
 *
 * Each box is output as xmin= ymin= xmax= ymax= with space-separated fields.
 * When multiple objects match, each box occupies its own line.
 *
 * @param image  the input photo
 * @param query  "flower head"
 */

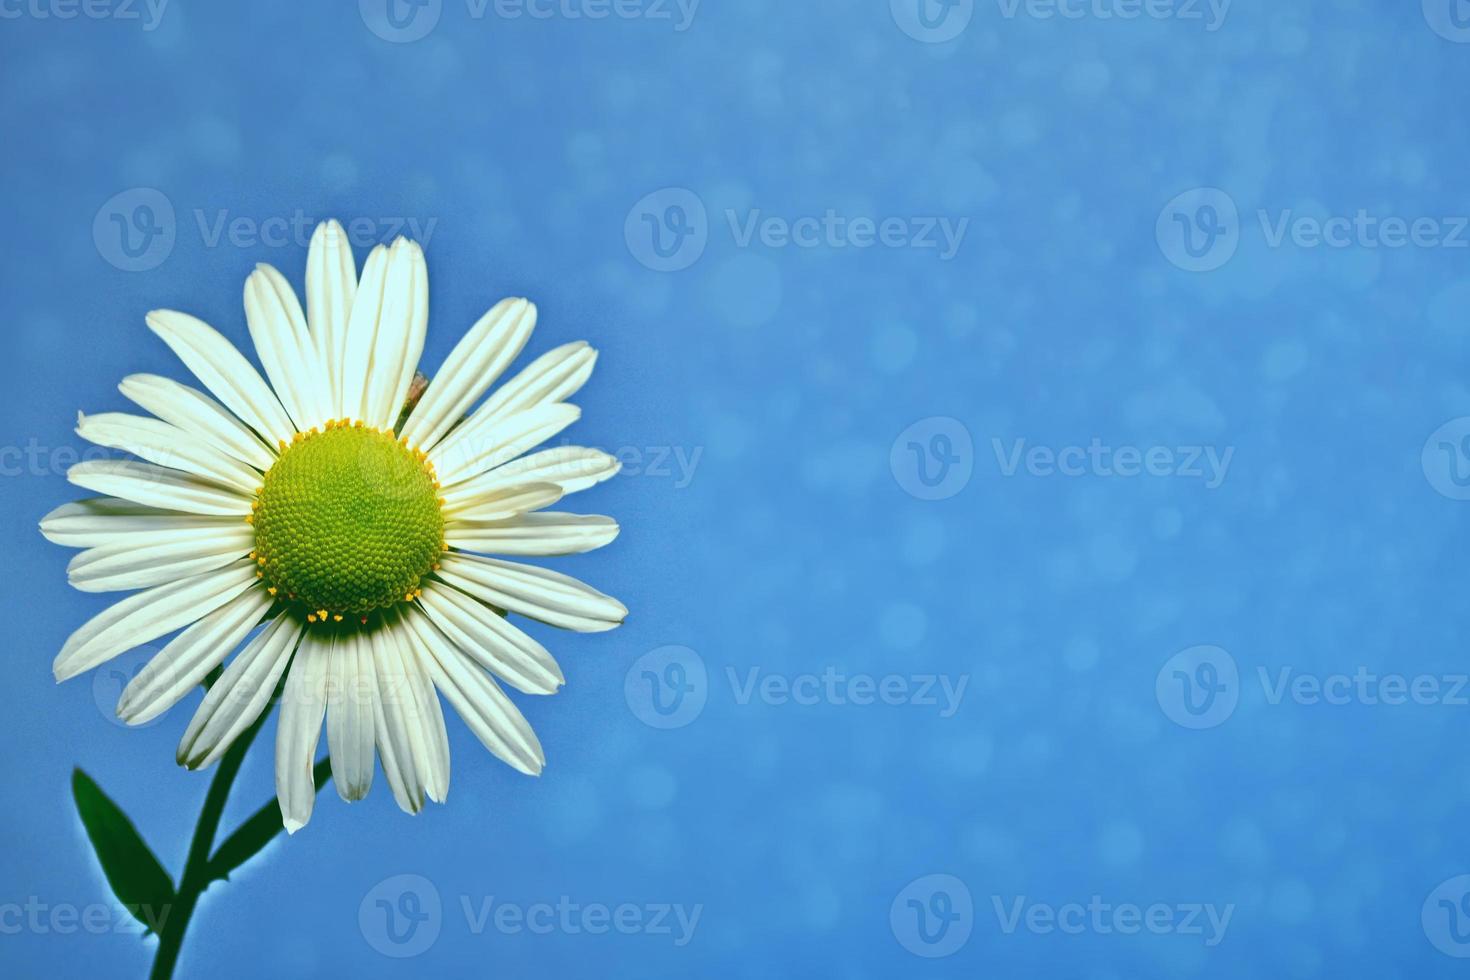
xmin=42 ymin=221 xmax=625 ymax=832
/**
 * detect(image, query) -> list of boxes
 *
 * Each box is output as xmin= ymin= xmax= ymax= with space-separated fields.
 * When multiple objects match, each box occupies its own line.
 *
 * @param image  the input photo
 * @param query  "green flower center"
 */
xmin=252 ymin=422 xmax=444 ymax=621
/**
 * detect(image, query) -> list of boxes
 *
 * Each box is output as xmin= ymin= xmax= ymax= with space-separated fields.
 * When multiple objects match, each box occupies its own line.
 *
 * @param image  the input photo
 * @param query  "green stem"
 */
xmin=148 ymin=699 xmax=330 ymax=980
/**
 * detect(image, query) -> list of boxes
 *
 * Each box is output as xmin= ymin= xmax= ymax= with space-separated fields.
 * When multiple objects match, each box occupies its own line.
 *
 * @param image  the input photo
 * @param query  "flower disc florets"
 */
xmin=251 ymin=421 xmax=444 ymax=621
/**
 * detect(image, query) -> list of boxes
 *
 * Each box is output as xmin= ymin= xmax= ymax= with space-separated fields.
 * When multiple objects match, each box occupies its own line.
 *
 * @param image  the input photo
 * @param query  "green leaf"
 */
xmin=205 ymin=758 xmax=331 ymax=886
xmin=71 ymin=768 xmax=176 ymax=935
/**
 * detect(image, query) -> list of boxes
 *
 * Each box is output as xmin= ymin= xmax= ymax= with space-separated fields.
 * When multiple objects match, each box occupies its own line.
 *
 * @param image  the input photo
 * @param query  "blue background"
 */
xmin=4 ymin=0 xmax=1470 ymax=976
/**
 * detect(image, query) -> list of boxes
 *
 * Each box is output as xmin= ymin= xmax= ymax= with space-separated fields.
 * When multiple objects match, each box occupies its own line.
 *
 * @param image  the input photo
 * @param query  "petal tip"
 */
xmin=143 ymin=309 xmax=176 ymax=333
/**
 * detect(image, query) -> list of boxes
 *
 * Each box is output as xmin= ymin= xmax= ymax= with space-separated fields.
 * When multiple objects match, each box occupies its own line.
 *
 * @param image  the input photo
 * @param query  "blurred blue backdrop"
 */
xmin=4 ymin=0 xmax=1470 ymax=976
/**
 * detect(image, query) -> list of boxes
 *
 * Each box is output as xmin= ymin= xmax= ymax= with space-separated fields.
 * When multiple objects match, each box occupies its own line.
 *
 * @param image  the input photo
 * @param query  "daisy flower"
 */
xmin=41 ymin=221 xmax=626 ymax=832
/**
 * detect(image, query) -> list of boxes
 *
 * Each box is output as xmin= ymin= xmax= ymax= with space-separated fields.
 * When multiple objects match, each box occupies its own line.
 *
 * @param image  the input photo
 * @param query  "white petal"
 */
xmin=370 ymin=694 xmax=416 ymax=813
xmin=306 ymin=220 xmax=358 ymax=418
xmin=429 ymin=403 xmax=581 ymax=488
xmin=116 ymin=587 xmax=273 ymax=725
xmin=76 ymin=412 xmax=261 ymax=492
xmin=276 ymin=629 xmax=331 ymax=834
xmin=327 ymin=631 xmax=377 ymax=802
xmin=146 ymin=310 xmax=295 ymax=446
xmin=442 ymin=481 xmax=563 ymax=523
xmin=53 ymin=561 xmax=259 ymax=682
xmin=441 ymin=447 xmax=620 ymax=509
xmin=357 ymin=238 xmax=428 ymax=429
xmin=179 ymin=614 xmax=302 ymax=769
xmin=244 ymin=264 xmax=331 ymax=432
xmin=403 ymin=607 xmax=544 ymax=775
xmin=370 ymin=616 xmax=450 ymax=812
xmin=68 ymin=460 xmax=254 ymax=516
xmin=339 ymin=244 xmax=389 ymax=423
xmin=475 ymin=342 xmax=596 ymax=428
xmin=385 ymin=616 xmax=451 ymax=802
xmin=437 ymin=553 xmax=626 ymax=633
xmin=68 ymin=526 xmax=255 ymax=593
xmin=40 ymin=499 xmax=239 ymax=549
xmin=445 ymin=512 xmax=619 ymax=557
xmin=369 ymin=628 xmax=421 ymax=813
xmin=399 ymin=298 xmax=536 ymax=452
xmin=419 ymin=582 xmax=563 ymax=694
xmin=119 ymin=374 xmax=276 ymax=471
